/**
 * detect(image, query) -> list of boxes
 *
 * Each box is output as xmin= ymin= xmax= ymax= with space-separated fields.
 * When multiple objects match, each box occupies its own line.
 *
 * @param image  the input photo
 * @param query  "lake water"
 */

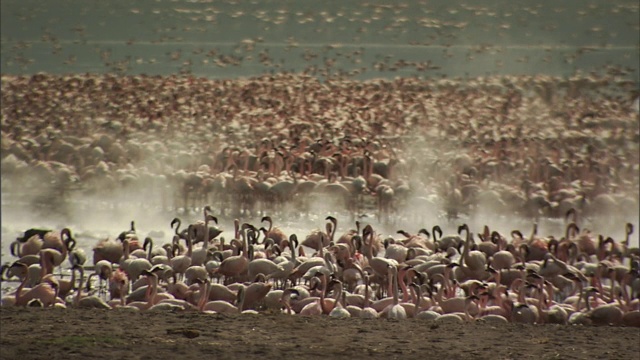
xmin=1 ymin=0 xmax=638 ymax=81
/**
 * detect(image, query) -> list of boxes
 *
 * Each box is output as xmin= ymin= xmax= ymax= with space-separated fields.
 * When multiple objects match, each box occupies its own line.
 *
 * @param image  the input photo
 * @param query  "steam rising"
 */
xmin=2 ymin=75 xmax=638 ymax=270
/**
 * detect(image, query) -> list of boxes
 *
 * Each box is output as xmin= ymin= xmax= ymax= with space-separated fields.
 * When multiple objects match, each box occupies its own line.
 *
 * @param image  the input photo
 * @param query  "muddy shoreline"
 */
xmin=1 ymin=308 xmax=638 ymax=360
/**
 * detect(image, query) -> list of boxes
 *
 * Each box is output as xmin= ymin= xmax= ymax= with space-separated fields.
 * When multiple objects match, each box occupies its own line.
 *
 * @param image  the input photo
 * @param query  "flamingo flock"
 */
xmin=1 ymin=73 xmax=638 ymax=225
xmin=1 ymin=211 xmax=639 ymax=327
xmin=0 ymin=36 xmax=638 ymax=331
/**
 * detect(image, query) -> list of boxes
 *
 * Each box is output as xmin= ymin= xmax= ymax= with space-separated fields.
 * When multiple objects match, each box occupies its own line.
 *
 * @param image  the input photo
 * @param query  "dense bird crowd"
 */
xmin=1 ymin=73 xmax=638 ymax=222
xmin=1 ymin=71 xmax=639 ymax=326
xmin=1 ymin=212 xmax=639 ymax=326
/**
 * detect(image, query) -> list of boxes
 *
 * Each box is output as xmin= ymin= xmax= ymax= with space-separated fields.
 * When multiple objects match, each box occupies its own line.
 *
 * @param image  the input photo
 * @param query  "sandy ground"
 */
xmin=1 ymin=308 xmax=638 ymax=360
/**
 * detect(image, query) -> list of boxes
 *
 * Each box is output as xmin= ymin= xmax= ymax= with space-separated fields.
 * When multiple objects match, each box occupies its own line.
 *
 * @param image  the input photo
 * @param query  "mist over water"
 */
xmin=2 ymin=195 xmax=639 ymax=273
xmin=2 ymin=132 xmax=638 ymax=269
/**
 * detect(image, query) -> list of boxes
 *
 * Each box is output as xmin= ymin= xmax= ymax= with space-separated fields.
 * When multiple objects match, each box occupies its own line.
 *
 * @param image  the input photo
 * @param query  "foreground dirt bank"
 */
xmin=1 ymin=308 xmax=638 ymax=360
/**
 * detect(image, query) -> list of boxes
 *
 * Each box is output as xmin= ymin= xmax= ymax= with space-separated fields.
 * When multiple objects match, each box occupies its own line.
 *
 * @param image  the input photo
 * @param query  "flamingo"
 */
xmin=279 ymin=288 xmax=299 ymax=314
xmin=215 ymin=223 xmax=253 ymax=283
xmin=64 ymin=229 xmax=87 ymax=267
xmin=39 ymin=249 xmax=74 ymax=298
xmin=93 ymin=237 xmax=124 ymax=265
xmin=199 ymin=281 xmax=251 ymax=314
xmin=38 ymin=229 xmax=70 ymax=266
xmin=454 ymin=224 xmax=489 ymax=281
xmin=328 ymin=279 xmax=351 ymax=318
xmin=411 ymin=283 xmax=440 ymax=320
xmin=302 ymin=218 xmax=333 ymax=251
xmin=584 ymin=288 xmax=624 ymax=326
xmin=127 ymin=270 xmax=174 ymax=310
xmin=15 ymin=228 xmax=52 ymax=243
xmin=432 ymin=225 xmax=464 ymax=252
xmin=535 ymin=282 xmax=569 ymax=325
xmin=169 ymin=234 xmax=193 ymax=280
xmin=380 ymin=265 xmax=406 ymax=319
xmin=489 ymin=231 xmax=515 ymax=270
xmin=116 ymin=221 xmax=137 ymax=242
xmin=73 ymin=265 xmax=112 ymax=309
xmin=261 ymin=216 xmax=288 ymax=247
xmin=9 ymin=262 xmax=59 ymax=307
xmin=360 ymin=272 xmax=379 ymax=319
xmin=108 ymin=269 xmax=129 ymax=302
xmin=190 ymin=215 xmax=219 ymax=266
xmin=10 ymin=235 xmax=43 ymax=258
xmin=300 ymin=273 xmax=332 ymax=316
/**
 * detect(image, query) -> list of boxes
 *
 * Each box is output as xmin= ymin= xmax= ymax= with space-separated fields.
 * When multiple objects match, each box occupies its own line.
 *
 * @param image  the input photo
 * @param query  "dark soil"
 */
xmin=1 ymin=308 xmax=638 ymax=360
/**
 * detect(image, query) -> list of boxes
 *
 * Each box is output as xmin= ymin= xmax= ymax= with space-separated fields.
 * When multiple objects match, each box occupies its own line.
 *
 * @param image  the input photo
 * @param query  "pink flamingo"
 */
xmin=9 ymin=262 xmax=59 ymax=307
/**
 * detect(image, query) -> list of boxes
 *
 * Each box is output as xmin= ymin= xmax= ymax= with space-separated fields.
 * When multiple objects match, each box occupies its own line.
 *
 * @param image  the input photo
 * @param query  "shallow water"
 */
xmin=1 ymin=0 xmax=638 ymax=81
xmin=2 ymin=203 xmax=638 ymax=271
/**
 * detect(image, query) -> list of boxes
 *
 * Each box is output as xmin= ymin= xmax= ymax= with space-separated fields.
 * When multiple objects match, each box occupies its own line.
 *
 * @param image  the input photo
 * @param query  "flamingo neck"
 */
xmin=544 ymin=284 xmax=555 ymax=308
xmin=621 ymin=274 xmax=631 ymax=305
xmin=391 ymin=268 xmax=399 ymax=306
xmin=40 ymin=255 xmax=50 ymax=279
xmin=332 ymin=284 xmax=341 ymax=312
xmin=120 ymin=284 xmax=126 ymax=307
xmin=398 ymin=268 xmax=409 ymax=302
xmin=147 ymin=241 xmax=153 ymax=260
xmin=410 ymin=285 xmax=419 ymax=316
xmin=123 ymin=240 xmax=130 ymax=260
xmin=443 ymin=267 xmax=453 ymax=297
xmin=464 ymin=299 xmax=474 ymax=321
xmin=460 ymin=228 xmax=471 ymax=267
xmin=364 ymin=279 xmax=370 ymax=308
xmin=285 ymin=301 xmax=293 ymax=315
xmin=241 ymin=233 xmax=248 ymax=259
xmin=75 ymin=267 xmax=85 ymax=306
xmin=574 ymin=282 xmax=583 ymax=311
xmin=534 ymin=288 xmax=546 ymax=324
xmin=198 ymin=282 xmax=209 ymax=311
xmin=186 ymin=237 xmax=193 ymax=257
xmin=173 ymin=220 xmax=181 ymax=237
xmin=434 ymin=282 xmax=444 ymax=305
xmin=596 ymin=239 xmax=607 ymax=262
xmin=494 ymin=286 xmax=506 ymax=307
xmin=592 ymin=268 xmax=604 ymax=295
xmin=516 ymin=282 xmax=527 ymax=304
xmin=150 ymin=277 xmax=159 ymax=305
xmin=365 ymin=233 xmax=374 ymax=260
xmin=290 ymin=243 xmax=296 ymax=263
xmin=323 ymin=254 xmax=333 ymax=274
xmin=144 ymin=278 xmax=153 ymax=303
xmin=319 ymin=276 xmax=330 ymax=314
xmin=237 ymin=288 xmax=244 ymax=313
xmin=530 ymin=223 xmax=539 ymax=242
xmin=14 ymin=266 xmax=29 ymax=305
xmin=69 ymin=266 xmax=77 ymax=290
